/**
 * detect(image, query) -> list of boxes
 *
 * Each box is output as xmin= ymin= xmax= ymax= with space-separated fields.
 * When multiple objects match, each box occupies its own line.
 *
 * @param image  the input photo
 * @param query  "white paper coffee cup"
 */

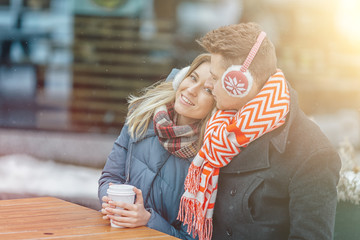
xmin=107 ymin=184 xmax=135 ymax=228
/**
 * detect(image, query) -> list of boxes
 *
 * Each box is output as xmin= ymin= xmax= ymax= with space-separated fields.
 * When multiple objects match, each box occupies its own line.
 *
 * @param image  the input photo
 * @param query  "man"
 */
xmin=177 ymin=22 xmax=341 ymax=240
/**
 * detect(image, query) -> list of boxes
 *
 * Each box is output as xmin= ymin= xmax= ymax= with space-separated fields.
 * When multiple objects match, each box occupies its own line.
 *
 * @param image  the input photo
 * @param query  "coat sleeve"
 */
xmin=288 ymin=147 xmax=341 ymax=240
xmin=147 ymin=208 xmax=197 ymax=240
xmin=98 ymin=125 xmax=130 ymax=202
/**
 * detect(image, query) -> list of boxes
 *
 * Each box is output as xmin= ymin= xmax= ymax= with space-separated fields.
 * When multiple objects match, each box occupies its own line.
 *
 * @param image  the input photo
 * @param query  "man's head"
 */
xmin=197 ymin=22 xmax=277 ymax=110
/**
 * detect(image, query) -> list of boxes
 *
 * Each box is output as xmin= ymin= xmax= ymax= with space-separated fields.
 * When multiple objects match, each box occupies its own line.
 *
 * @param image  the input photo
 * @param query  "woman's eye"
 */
xmin=190 ymin=75 xmax=197 ymax=81
xmin=204 ymin=88 xmax=212 ymax=94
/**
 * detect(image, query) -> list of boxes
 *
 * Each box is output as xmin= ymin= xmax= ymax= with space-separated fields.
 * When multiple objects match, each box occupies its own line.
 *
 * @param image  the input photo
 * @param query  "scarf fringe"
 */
xmin=177 ymin=196 xmax=213 ymax=240
xmin=177 ymin=196 xmax=198 ymax=235
xmin=201 ymin=218 xmax=213 ymax=240
xmin=184 ymin=163 xmax=201 ymax=194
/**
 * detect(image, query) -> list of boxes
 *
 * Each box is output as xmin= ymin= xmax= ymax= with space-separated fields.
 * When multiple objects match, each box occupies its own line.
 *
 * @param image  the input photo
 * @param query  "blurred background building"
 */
xmin=0 ymin=0 xmax=359 ymax=209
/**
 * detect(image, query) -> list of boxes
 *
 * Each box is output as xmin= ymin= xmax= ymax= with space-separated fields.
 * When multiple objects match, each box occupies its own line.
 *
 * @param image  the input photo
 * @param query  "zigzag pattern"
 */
xmin=230 ymin=71 xmax=290 ymax=145
xmin=201 ymin=71 xmax=290 ymax=167
xmin=200 ymin=110 xmax=238 ymax=167
xmin=178 ymin=70 xmax=291 ymax=240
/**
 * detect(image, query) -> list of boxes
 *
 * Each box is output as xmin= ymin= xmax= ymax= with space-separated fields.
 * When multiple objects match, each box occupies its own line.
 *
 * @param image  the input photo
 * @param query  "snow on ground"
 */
xmin=310 ymin=109 xmax=360 ymax=149
xmin=0 ymin=154 xmax=102 ymax=206
xmin=0 ymin=128 xmax=117 ymax=210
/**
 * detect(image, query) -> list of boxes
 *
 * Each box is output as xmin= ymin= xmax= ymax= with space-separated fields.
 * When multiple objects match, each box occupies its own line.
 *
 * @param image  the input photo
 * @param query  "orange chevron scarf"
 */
xmin=177 ymin=70 xmax=290 ymax=240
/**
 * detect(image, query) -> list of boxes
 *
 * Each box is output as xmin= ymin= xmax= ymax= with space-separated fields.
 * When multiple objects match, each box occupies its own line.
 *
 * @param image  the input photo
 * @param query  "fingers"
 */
xmin=108 ymin=200 xmax=135 ymax=211
xmin=102 ymin=196 xmax=110 ymax=203
xmin=105 ymin=205 xmax=136 ymax=218
xmin=105 ymin=207 xmax=131 ymax=226
xmin=133 ymin=187 xmax=144 ymax=205
xmin=108 ymin=215 xmax=137 ymax=228
xmin=107 ymin=208 xmax=149 ymax=228
xmin=105 ymin=204 xmax=145 ymax=220
xmin=102 ymin=202 xmax=110 ymax=209
xmin=101 ymin=196 xmax=112 ymax=212
xmin=105 ymin=198 xmax=150 ymax=227
xmin=103 ymin=186 xmax=146 ymax=227
xmin=101 ymin=206 xmax=111 ymax=220
xmin=101 ymin=209 xmax=110 ymax=220
xmin=101 ymin=195 xmax=114 ymax=220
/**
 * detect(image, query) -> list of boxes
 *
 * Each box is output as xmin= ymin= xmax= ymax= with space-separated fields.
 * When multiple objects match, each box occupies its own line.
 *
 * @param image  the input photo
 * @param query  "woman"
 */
xmin=98 ymin=53 xmax=215 ymax=239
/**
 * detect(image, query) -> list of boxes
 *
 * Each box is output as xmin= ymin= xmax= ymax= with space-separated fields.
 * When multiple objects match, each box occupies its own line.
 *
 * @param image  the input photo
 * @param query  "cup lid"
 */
xmin=107 ymin=184 xmax=135 ymax=195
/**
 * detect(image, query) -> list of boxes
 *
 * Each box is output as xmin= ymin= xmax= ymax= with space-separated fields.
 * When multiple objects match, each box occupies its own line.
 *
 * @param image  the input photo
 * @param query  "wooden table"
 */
xmin=0 ymin=197 xmax=178 ymax=239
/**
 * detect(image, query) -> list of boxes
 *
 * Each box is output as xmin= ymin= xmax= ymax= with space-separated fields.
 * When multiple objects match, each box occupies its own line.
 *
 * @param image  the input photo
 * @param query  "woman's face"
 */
xmin=174 ymin=62 xmax=215 ymax=125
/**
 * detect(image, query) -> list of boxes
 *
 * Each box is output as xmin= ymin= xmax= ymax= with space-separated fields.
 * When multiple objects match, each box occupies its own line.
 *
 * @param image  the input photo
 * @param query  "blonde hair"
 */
xmin=197 ymin=22 xmax=277 ymax=87
xmin=126 ymin=53 xmax=215 ymax=150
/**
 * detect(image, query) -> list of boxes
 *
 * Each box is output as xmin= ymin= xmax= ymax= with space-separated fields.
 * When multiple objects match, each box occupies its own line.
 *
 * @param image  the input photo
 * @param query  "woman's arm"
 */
xmin=98 ymin=125 xmax=130 ymax=202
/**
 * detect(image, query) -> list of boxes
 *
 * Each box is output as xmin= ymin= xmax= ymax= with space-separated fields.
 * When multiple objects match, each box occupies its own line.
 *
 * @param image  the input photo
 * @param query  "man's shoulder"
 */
xmin=286 ymin=109 xmax=337 ymax=155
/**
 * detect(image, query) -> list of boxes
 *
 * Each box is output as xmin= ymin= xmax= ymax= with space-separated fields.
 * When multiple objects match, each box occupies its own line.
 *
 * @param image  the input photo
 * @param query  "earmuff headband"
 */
xmin=222 ymin=31 xmax=267 ymax=98
xmin=240 ymin=31 xmax=267 ymax=73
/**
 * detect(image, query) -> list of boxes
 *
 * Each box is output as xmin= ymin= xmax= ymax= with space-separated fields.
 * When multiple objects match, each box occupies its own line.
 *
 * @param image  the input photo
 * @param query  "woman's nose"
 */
xmin=187 ymin=83 xmax=200 ymax=96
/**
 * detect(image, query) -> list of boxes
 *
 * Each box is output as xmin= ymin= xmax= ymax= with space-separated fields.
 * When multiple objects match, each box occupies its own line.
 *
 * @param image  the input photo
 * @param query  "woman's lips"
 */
xmin=181 ymin=94 xmax=194 ymax=106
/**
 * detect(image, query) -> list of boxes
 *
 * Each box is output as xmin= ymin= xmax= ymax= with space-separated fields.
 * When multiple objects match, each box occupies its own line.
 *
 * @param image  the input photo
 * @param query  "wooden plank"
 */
xmin=73 ymin=51 xmax=172 ymax=66
xmin=74 ymin=16 xmax=175 ymax=32
xmin=75 ymin=17 xmax=140 ymax=29
xmin=72 ymin=76 xmax=153 ymax=89
xmin=71 ymin=100 xmax=128 ymax=113
xmin=74 ymin=28 xmax=139 ymax=40
xmin=73 ymin=39 xmax=173 ymax=51
xmin=73 ymin=63 xmax=170 ymax=77
xmin=70 ymin=112 xmax=125 ymax=124
xmin=0 ymin=197 xmax=178 ymax=239
xmin=0 ymin=226 xmax=175 ymax=240
xmin=74 ymin=28 xmax=174 ymax=42
xmin=71 ymin=88 xmax=134 ymax=100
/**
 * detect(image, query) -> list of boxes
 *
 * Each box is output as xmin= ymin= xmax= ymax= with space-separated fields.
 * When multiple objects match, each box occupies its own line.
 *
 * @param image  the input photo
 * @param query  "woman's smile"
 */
xmin=180 ymin=94 xmax=195 ymax=106
xmin=174 ymin=61 xmax=215 ymax=125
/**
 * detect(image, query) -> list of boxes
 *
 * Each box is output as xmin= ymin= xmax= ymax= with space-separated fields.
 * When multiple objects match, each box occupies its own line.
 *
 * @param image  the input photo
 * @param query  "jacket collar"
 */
xmin=270 ymin=85 xmax=298 ymax=154
xmin=221 ymin=82 xmax=299 ymax=174
xmin=132 ymin=120 xmax=156 ymax=143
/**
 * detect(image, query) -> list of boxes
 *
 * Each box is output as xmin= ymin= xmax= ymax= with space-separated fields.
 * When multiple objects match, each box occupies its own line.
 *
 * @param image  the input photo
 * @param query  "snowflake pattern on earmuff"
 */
xmin=221 ymin=31 xmax=267 ymax=98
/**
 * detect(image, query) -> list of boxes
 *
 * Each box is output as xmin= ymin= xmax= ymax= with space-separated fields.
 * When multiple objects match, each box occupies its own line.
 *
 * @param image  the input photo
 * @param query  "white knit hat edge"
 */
xmin=172 ymin=66 xmax=190 ymax=90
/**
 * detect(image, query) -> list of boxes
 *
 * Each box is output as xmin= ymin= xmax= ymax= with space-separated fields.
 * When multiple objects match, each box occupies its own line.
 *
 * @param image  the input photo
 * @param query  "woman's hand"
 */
xmin=105 ymin=187 xmax=151 ymax=228
xmin=100 ymin=182 xmax=114 ymax=220
xmin=101 ymin=195 xmax=113 ymax=220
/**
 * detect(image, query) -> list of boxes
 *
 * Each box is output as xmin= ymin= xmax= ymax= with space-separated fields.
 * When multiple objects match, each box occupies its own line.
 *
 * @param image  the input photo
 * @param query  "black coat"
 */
xmin=212 ymin=86 xmax=341 ymax=240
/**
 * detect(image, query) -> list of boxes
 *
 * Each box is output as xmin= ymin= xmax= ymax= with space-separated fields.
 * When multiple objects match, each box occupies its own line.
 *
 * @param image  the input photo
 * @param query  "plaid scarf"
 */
xmin=153 ymin=104 xmax=199 ymax=159
xmin=177 ymin=70 xmax=290 ymax=240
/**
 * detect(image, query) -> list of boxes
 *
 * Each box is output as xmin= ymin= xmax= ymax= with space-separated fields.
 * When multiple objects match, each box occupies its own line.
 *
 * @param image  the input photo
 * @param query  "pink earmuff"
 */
xmin=221 ymin=31 xmax=267 ymax=97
